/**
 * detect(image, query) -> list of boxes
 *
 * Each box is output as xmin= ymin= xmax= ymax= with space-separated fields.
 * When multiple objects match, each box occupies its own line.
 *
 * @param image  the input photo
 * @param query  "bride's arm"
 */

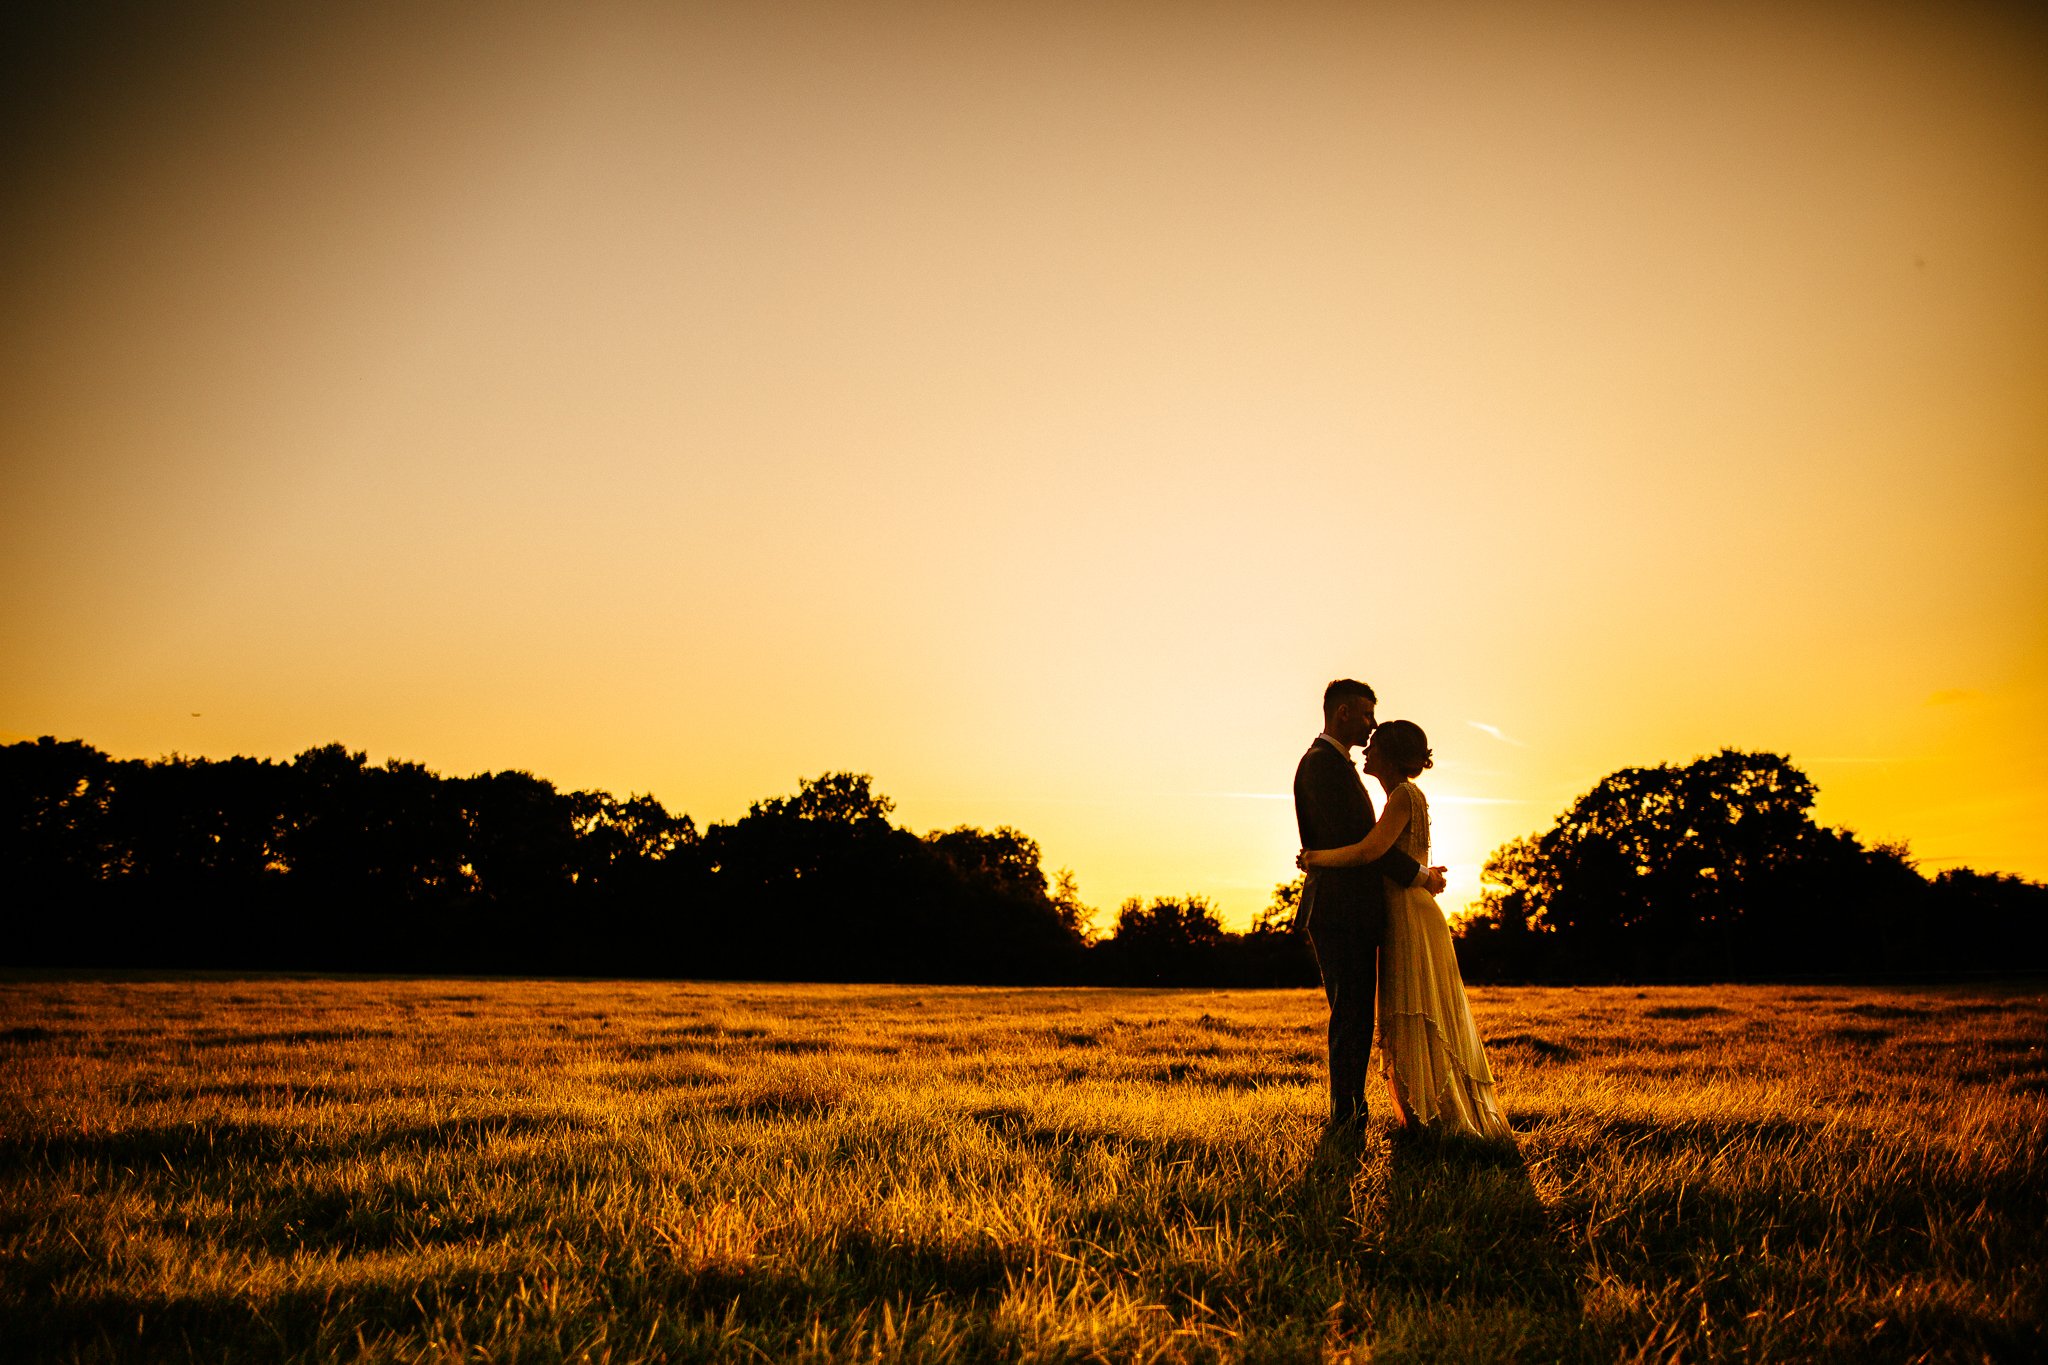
xmin=1300 ymin=786 xmax=1413 ymax=869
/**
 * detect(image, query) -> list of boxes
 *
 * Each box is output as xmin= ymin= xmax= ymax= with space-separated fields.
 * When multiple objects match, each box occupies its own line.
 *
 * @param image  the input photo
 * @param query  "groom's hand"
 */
xmin=1419 ymin=865 xmax=1448 ymax=896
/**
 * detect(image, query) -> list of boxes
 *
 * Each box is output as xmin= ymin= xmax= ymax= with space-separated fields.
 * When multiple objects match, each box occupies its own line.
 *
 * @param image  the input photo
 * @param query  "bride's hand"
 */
xmin=1295 ymin=849 xmax=1312 ymax=871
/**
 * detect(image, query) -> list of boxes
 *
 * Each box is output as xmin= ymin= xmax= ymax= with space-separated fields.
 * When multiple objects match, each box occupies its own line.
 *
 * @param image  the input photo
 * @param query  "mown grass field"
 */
xmin=2 ymin=976 xmax=2044 ymax=1363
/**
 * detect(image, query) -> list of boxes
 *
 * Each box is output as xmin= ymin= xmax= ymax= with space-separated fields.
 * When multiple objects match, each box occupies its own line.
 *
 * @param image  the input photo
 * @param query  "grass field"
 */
xmin=2 ymin=976 xmax=2044 ymax=1363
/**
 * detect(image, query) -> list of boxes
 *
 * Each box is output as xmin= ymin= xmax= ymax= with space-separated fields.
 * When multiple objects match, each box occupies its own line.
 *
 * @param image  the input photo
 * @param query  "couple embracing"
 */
xmin=1293 ymin=678 xmax=1512 ymax=1142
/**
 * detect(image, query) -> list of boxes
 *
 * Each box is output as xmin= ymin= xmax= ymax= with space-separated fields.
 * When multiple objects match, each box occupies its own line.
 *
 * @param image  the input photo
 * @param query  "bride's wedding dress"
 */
xmin=1378 ymin=779 xmax=1513 ymax=1140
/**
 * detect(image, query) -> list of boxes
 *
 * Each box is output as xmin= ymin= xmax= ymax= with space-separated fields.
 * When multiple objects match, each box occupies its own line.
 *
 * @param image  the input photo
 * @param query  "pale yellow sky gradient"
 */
xmin=4 ymin=0 xmax=2044 ymax=926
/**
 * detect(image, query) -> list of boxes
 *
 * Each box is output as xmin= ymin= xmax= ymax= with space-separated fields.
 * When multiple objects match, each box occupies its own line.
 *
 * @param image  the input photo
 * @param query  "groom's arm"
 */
xmin=1363 ymin=844 xmax=1423 ymax=889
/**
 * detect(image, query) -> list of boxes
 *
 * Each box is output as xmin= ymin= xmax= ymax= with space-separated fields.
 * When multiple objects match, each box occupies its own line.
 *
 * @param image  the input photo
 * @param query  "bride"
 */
xmin=1299 ymin=720 xmax=1512 ymax=1141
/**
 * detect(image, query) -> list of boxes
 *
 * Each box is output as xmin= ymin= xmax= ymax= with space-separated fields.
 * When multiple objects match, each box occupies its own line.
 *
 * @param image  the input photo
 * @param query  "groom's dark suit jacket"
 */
xmin=1293 ymin=738 xmax=1423 ymax=941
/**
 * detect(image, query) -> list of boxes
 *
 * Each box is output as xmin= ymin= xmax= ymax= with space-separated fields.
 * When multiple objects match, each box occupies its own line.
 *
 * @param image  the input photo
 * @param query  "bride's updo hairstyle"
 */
xmin=1374 ymin=720 xmax=1433 ymax=777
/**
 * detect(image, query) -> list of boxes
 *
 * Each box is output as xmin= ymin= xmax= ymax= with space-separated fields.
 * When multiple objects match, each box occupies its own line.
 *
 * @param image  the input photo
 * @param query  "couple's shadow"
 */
xmin=1294 ymin=1120 xmax=1579 ymax=1326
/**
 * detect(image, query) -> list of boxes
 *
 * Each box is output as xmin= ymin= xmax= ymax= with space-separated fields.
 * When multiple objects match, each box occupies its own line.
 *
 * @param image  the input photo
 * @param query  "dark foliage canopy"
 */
xmin=1452 ymin=749 xmax=2048 ymax=981
xmin=4 ymin=739 xmax=2039 ymax=983
xmin=1 ymin=740 xmax=1090 ymax=981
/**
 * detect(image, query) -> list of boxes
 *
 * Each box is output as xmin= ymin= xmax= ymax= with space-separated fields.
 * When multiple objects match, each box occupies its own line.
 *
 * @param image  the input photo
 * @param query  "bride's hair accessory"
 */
xmin=1374 ymin=720 xmax=1433 ymax=775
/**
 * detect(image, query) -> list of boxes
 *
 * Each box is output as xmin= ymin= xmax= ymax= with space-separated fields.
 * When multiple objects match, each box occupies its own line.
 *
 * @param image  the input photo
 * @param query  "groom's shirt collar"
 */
xmin=1316 ymin=732 xmax=1353 ymax=760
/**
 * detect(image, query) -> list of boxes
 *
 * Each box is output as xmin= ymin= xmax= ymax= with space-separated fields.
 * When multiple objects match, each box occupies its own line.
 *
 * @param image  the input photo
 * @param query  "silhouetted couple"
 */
xmin=1293 ymin=679 xmax=1511 ymax=1141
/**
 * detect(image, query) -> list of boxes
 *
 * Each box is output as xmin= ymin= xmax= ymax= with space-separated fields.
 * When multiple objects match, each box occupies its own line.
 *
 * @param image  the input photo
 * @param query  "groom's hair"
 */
xmin=1322 ymin=679 xmax=1376 ymax=714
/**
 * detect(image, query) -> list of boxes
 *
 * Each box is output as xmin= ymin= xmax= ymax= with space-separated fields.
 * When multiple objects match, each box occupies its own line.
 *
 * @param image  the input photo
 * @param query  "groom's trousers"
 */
xmin=1304 ymin=891 xmax=1380 ymax=1124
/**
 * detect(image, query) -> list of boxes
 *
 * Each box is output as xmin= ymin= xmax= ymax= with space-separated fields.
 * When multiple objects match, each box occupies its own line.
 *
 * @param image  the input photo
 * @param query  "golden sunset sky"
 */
xmin=4 ymin=0 xmax=2043 ymax=926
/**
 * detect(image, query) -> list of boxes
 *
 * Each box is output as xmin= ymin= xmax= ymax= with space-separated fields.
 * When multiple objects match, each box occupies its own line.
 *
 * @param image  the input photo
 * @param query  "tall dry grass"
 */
xmin=2 ymin=976 xmax=2043 ymax=1362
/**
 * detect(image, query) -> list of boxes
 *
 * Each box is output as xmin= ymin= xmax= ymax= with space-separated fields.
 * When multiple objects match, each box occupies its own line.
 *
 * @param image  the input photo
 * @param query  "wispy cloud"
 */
xmin=1203 ymin=792 xmax=1292 ymax=801
xmin=1467 ymin=721 xmax=1526 ymax=747
xmin=1926 ymin=688 xmax=1981 ymax=706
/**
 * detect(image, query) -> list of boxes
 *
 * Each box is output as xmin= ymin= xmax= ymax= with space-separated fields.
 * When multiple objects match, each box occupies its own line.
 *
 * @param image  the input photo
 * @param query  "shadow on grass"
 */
xmin=0 ymin=1268 xmax=532 ymax=1365
xmin=1487 ymin=1031 xmax=1580 ymax=1063
xmin=1380 ymin=1127 xmax=1578 ymax=1309
xmin=1267 ymin=1120 xmax=1585 ymax=1358
xmin=0 ymin=1112 xmax=588 ymax=1175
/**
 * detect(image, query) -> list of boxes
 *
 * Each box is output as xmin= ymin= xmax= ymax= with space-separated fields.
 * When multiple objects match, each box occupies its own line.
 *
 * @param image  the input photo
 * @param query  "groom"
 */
xmin=1294 ymin=678 xmax=1447 ymax=1129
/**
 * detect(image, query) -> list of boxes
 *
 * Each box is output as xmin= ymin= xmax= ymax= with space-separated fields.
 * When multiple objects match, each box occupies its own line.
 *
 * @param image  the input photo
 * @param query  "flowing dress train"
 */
xmin=1378 ymin=779 xmax=1513 ymax=1140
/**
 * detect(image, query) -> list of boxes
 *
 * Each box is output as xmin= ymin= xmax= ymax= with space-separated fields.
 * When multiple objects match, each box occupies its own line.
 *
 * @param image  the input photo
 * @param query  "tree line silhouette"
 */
xmin=1453 ymin=749 xmax=2048 ymax=981
xmin=4 ymin=739 xmax=2041 ymax=982
xmin=1 ymin=738 xmax=1283 ymax=982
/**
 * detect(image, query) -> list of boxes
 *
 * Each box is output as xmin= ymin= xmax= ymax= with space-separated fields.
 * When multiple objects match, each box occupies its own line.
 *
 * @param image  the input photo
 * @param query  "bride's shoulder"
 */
xmin=1399 ymin=779 xmax=1427 ymax=807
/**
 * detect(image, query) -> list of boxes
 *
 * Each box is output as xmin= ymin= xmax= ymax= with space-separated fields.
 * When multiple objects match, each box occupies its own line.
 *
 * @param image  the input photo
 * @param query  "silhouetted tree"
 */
xmin=1095 ymin=895 xmax=1225 ymax=983
xmin=1238 ymin=877 xmax=1318 ymax=985
xmin=1113 ymin=894 xmax=1225 ymax=950
xmin=1451 ymin=749 xmax=2007 ymax=981
xmin=1254 ymin=876 xmax=1303 ymax=936
xmin=1919 ymin=866 xmax=2048 ymax=975
xmin=1084 ymin=889 xmax=1317 ymax=986
xmin=1048 ymin=867 xmax=1097 ymax=942
xmin=1451 ymin=836 xmax=1552 ymax=981
xmin=699 ymin=772 xmax=1085 ymax=982
xmin=2 ymin=738 xmax=121 ymax=963
xmin=753 ymin=771 xmax=895 ymax=826
xmin=0 ymin=738 xmax=713 ymax=974
xmin=562 ymin=789 xmax=702 ymax=970
xmin=701 ymin=771 xmax=907 ymax=976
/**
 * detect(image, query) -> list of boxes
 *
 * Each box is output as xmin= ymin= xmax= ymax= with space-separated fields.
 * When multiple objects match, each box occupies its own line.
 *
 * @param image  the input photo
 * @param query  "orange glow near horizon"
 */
xmin=3 ymin=1 xmax=2044 ymax=927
